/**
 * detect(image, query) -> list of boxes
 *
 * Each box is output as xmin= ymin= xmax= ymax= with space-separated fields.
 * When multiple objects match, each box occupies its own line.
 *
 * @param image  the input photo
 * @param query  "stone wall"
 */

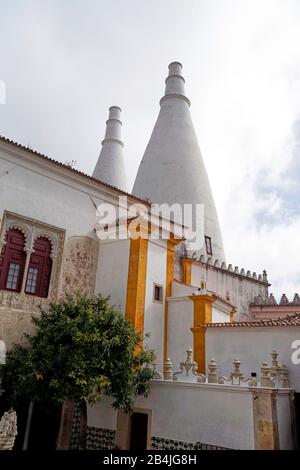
xmin=60 ymin=236 xmax=99 ymax=296
xmin=0 ymin=291 xmax=51 ymax=349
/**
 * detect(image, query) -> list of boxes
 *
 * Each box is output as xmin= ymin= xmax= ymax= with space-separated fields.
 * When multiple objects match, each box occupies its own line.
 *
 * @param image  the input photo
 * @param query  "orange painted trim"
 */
xmin=189 ymin=294 xmax=216 ymax=373
xmin=191 ymin=326 xmax=206 ymax=374
xmin=125 ymin=238 xmax=149 ymax=341
xmin=230 ymin=308 xmax=237 ymax=323
xmin=189 ymin=295 xmax=216 ymax=325
xmin=182 ymin=258 xmax=193 ymax=285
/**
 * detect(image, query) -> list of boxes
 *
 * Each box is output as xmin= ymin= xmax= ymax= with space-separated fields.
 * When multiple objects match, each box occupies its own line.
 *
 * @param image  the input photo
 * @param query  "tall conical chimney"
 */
xmin=93 ymin=106 xmax=128 ymax=192
xmin=132 ymin=62 xmax=225 ymax=261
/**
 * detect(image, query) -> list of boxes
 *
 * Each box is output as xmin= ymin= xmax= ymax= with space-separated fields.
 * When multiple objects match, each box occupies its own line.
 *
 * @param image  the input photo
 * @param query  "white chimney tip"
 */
xmin=168 ymin=62 xmax=183 ymax=76
xmin=108 ymin=106 xmax=122 ymax=121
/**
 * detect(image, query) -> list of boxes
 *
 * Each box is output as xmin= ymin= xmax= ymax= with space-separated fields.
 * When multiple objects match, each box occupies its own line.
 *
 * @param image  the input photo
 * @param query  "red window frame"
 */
xmin=0 ymin=228 xmax=26 ymax=292
xmin=25 ymin=237 xmax=52 ymax=298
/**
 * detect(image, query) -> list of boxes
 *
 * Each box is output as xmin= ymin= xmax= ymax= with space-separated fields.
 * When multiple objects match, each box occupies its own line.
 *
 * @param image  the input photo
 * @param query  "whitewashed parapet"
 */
xmin=207 ymin=359 xmax=218 ymax=384
xmin=260 ymin=350 xmax=290 ymax=388
xmin=172 ymin=347 xmax=198 ymax=381
xmin=151 ymin=362 xmax=163 ymax=380
xmin=218 ymin=359 xmax=257 ymax=386
xmin=159 ymin=348 xmax=290 ymax=389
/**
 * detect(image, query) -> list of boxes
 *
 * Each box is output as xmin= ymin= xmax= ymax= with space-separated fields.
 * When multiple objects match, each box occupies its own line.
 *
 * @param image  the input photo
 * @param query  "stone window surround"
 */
xmin=153 ymin=283 xmax=164 ymax=303
xmin=0 ymin=211 xmax=65 ymax=301
xmin=205 ymin=235 xmax=213 ymax=256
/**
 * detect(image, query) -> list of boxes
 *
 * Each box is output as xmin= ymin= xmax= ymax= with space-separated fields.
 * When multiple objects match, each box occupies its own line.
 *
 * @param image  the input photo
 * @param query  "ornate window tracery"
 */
xmin=0 ymin=211 xmax=64 ymax=301
xmin=0 ymin=228 xmax=26 ymax=292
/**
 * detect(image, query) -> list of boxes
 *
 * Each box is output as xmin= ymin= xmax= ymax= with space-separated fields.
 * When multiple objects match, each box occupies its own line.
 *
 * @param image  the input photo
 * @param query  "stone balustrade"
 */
xmin=156 ymin=348 xmax=291 ymax=389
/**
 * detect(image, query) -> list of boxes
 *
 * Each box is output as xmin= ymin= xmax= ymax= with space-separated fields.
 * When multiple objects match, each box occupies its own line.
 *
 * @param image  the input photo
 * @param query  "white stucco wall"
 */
xmin=143 ymin=240 xmax=167 ymax=367
xmin=95 ymin=239 xmax=130 ymax=314
xmin=135 ymin=382 xmax=255 ymax=449
xmin=88 ymin=396 xmax=117 ymax=430
xmin=167 ymin=297 xmax=194 ymax=369
xmin=0 ymin=151 xmax=96 ymax=239
xmin=191 ymin=263 xmax=268 ymax=321
xmin=276 ymin=392 xmax=294 ymax=450
xmin=212 ymin=307 xmax=230 ymax=323
xmin=0 ymin=146 xmax=146 ymax=245
xmin=172 ymin=280 xmax=194 ymax=297
xmin=206 ymin=326 xmax=300 ymax=391
xmin=88 ymin=382 xmax=255 ymax=449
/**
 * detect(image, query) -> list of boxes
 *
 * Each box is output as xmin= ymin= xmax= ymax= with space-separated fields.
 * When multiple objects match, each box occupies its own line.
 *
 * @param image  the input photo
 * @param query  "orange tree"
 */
xmin=0 ymin=292 xmax=155 ymax=449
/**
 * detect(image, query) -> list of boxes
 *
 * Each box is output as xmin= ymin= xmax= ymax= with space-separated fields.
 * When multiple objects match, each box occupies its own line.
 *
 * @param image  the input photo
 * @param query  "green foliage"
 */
xmin=0 ymin=292 xmax=155 ymax=412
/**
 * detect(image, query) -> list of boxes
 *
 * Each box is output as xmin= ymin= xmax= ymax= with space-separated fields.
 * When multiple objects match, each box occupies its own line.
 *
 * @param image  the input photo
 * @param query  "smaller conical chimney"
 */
xmin=93 ymin=106 xmax=128 ymax=192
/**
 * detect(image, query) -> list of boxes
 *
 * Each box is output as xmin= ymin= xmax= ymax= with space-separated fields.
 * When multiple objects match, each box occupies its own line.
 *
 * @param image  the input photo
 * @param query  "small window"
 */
xmin=153 ymin=284 xmax=163 ymax=303
xmin=205 ymin=236 xmax=213 ymax=255
xmin=25 ymin=267 xmax=39 ymax=294
xmin=26 ymin=237 xmax=52 ymax=298
xmin=6 ymin=262 xmax=21 ymax=290
xmin=0 ymin=228 xmax=26 ymax=293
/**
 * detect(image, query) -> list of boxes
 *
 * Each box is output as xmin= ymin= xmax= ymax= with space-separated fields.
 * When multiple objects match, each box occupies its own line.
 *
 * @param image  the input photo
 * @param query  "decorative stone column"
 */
xmin=252 ymin=389 xmax=279 ymax=450
xmin=115 ymin=410 xmax=131 ymax=450
xmin=20 ymin=248 xmax=34 ymax=293
xmin=163 ymin=358 xmax=173 ymax=381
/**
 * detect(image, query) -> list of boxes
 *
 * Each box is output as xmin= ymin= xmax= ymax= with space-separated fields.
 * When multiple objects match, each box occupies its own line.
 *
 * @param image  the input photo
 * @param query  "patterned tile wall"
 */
xmin=70 ymin=402 xmax=81 ymax=450
xmin=70 ymin=403 xmax=228 ymax=450
xmin=152 ymin=436 xmax=229 ymax=450
xmin=86 ymin=427 xmax=116 ymax=450
xmin=70 ymin=403 xmax=116 ymax=450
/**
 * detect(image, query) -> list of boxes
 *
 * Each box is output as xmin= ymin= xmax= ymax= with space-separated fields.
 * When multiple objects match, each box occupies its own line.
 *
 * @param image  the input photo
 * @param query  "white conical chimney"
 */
xmin=93 ymin=106 xmax=128 ymax=192
xmin=132 ymin=62 xmax=225 ymax=261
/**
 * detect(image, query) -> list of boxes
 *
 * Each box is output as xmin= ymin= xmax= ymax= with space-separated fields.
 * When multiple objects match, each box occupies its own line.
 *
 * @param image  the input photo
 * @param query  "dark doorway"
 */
xmin=295 ymin=393 xmax=300 ymax=448
xmin=130 ymin=412 xmax=149 ymax=450
xmin=27 ymin=402 xmax=62 ymax=450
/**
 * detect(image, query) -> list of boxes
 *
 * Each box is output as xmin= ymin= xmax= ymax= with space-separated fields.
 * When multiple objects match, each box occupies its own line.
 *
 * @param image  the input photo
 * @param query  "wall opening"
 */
xmin=130 ymin=412 xmax=149 ymax=450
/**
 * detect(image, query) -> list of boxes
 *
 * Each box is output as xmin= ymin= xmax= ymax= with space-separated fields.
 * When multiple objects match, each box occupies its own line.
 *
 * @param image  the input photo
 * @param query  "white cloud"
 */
xmin=0 ymin=0 xmax=300 ymax=299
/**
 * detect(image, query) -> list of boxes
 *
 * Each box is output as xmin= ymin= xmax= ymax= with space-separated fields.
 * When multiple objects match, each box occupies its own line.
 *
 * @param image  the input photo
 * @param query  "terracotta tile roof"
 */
xmin=0 ymin=135 xmax=150 ymax=205
xmin=203 ymin=313 xmax=300 ymax=328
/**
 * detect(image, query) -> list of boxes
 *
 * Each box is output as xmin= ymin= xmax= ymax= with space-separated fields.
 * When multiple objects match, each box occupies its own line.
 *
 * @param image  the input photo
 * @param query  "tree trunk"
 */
xmin=22 ymin=401 xmax=34 ymax=450
xmin=56 ymin=400 xmax=75 ymax=450
xmin=78 ymin=400 xmax=87 ymax=450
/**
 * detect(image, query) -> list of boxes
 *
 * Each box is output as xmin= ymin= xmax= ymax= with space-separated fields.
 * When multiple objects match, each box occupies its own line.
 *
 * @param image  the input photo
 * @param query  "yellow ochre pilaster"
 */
xmin=190 ymin=293 xmax=216 ymax=374
xmin=125 ymin=237 xmax=149 ymax=338
xmin=182 ymin=258 xmax=193 ymax=285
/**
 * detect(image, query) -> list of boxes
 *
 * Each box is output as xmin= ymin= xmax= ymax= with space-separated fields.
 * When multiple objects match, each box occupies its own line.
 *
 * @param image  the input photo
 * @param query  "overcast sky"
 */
xmin=1 ymin=0 xmax=300 ymax=300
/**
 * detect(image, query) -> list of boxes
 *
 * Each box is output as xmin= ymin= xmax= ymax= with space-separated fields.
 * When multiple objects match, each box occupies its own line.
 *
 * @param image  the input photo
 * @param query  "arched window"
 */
xmin=0 ymin=228 xmax=26 ymax=292
xmin=25 ymin=237 xmax=52 ymax=298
